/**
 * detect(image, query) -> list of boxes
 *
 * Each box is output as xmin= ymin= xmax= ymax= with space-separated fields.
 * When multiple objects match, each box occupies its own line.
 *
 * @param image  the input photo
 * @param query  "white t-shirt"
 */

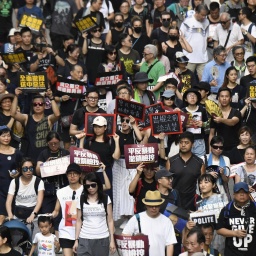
xmin=236 ymin=166 xmax=256 ymax=185
xmin=33 ymin=233 xmax=57 ymax=256
xmin=57 ymin=185 xmax=83 ymax=240
xmin=123 ymin=211 xmax=177 ymax=256
xmin=241 ymin=23 xmax=256 ymax=60
xmin=78 ymin=196 xmax=111 ymax=239
xmin=8 ymin=176 xmax=44 ymax=207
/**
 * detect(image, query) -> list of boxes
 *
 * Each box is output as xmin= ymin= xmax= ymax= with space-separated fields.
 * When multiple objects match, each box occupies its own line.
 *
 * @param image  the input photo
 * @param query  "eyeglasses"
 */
xmin=212 ymin=145 xmax=224 ymax=150
xmin=67 ymin=172 xmax=79 ymax=177
xmin=118 ymin=91 xmax=129 ymax=96
xmin=164 ymin=97 xmax=175 ymax=100
xmin=162 ymin=18 xmax=171 ymax=21
xmin=87 ymin=97 xmax=99 ymax=101
xmin=33 ymin=102 xmax=44 ymax=107
xmin=93 ymin=28 xmax=101 ymax=33
xmin=48 ymin=141 xmax=60 ymax=147
xmin=22 ymin=166 xmax=34 ymax=172
xmin=108 ymin=52 xmax=117 ymax=56
xmin=235 ymin=52 xmax=244 ymax=56
xmin=161 ymin=176 xmax=173 ymax=180
xmin=72 ymin=191 xmax=76 ymax=200
xmin=220 ymin=20 xmax=230 ymax=24
xmin=121 ymin=118 xmax=130 ymax=123
xmin=187 ymin=93 xmax=197 ymax=98
xmin=85 ymin=183 xmax=97 ymax=189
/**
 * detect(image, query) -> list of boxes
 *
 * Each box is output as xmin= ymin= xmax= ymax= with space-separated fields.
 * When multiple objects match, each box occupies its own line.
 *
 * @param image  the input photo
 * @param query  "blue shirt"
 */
xmin=201 ymin=60 xmax=231 ymax=93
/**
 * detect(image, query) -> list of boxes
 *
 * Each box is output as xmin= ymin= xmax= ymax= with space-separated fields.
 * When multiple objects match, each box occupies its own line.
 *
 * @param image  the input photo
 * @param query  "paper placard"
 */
xmin=85 ymin=113 xmax=116 ymax=136
xmin=124 ymin=143 xmax=158 ymax=169
xmin=56 ymin=77 xmax=87 ymax=98
xmin=114 ymin=234 xmax=149 ymax=256
xmin=149 ymin=111 xmax=183 ymax=135
xmin=40 ymin=156 xmax=70 ymax=178
xmin=2 ymin=52 xmax=27 ymax=64
xmin=75 ymin=15 xmax=97 ymax=33
xmin=138 ymin=103 xmax=164 ymax=130
xmin=70 ymin=146 xmax=101 ymax=172
xmin=19 ymin=72 xmax=47 ymax=92
xmin=95 ymin=71 xmax=123 ymax=87
xmin=115 ymin=98 xmax=145 ymax=121
xmin=19 ymin=14 xmax=43 ymax=32
xmin=247 ymin=83 xmax=256 ymax=99
xmin=190 ymin=211 xmax=217 ymax=226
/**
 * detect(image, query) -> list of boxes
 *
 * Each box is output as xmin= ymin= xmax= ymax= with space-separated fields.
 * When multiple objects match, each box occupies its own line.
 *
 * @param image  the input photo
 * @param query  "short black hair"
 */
xmin=241 ymin=7 xmax=252 ymax=19
xmin=195 ymin=4 xmax=209 ymax=14
xmin=187 ymin=226 xmax=205 ymax=244
xmin=85 ymin=87 xmax=99 ymax=97
xmin=217 ymin=87 xmax=232 ymax=98
xmin=178 ymin=131 xmax=194 ymax=144
xmin=20 ymin=27 xmax=31 ymax=36
xmin=246 ymin=56 xmax=256 ymax=65
xmin=209 ymin=1 xmax=220 ymax=11
xmin=210 ymin=136 xmax=224 ymax=146
xmin=38 ymin=215 xmax=52 ymax=225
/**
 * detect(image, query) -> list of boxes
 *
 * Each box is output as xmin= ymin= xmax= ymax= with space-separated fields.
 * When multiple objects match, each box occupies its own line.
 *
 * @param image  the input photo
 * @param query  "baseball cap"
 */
xmin=233 ymin=182 xmax=249 ymax=193
xmin=66 ymin=163 xmax=82 ymax=174
xmin=92 ymin=116 xmax=107 ymax=126
xmin=155 ymin=169 xmax=174 ymax=180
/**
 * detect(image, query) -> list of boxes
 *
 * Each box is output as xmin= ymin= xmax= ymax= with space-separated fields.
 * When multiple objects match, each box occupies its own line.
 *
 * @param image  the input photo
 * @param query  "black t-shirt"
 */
xmin=116 ymin=130 xmax=137 ymax=156
xmin=178 ymin=69 xmax=197 ymax=93
xmin=210 ymin=108 xmax=241 ymax=151
xmin=131 ymin=34 xmax=151 ymax=59
xmin=0 ymin=248 xmax=22 ymax=256
xmin=29 ymin=53 xmax=56 ymax=72
xmin=71 ymin=107 xmax=106 ymax=130
xmin=240 ymin=74 xmax=256 ymax=99
xmin=150 ymin=27 xmax=169 ymax=43
xmin=243 ymin=103 xmax=256 ymax=135
xmin=170 ymin=153 xmax=203 ymax=211
xmin=224 ymin=147 xmax=245 ymax=165
xmin=15 ymin=46 xmax=37 ymax=71
xmin=159 ymin=189 xmax=181 ymax=214
xmin=216 ymin=202 xmax=256 ymax=256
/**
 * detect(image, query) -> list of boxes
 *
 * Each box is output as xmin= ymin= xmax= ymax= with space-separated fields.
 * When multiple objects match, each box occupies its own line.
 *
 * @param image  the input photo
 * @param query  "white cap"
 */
xmin=8 ymin=28 xmax=17 ymax=37
xmin=92 ymin=116 xmax=107 ymax=126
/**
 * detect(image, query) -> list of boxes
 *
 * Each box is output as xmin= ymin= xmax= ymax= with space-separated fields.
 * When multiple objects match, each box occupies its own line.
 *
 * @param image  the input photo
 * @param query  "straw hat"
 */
xmin=142 ymin=190 xmax=165 ymax=206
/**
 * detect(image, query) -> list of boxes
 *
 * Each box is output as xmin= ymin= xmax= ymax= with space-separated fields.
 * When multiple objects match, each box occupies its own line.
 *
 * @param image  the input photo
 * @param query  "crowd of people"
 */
xmin=0 ymin=0 xmax=256 ymax=255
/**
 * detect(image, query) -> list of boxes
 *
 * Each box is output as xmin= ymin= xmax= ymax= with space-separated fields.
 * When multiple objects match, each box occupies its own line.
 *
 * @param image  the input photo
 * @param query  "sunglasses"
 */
xmin=85 ymin=183 xmax=97 ymax=189
xmin=72 ymin=191 xmax=76 ymax=200
xmin=22 ymin=166 xmax=34 ymax=172
xmin=220 ymin=20 xmax=230 ymax=24
xmin=164 ymin=97 xmax=175 ymax=100
xmin=108 ymin=52 xmax=117 ymax=56
xmin=162 ymin=18 xmax=171 ymax=21
xmin=121 ymin=118 xmax=130 ymax=123
xmin=212 ymin=145 xmax=224 ymax=150
xmin=93 ymin=28 xmax=101 ymax=33
xmin=33 ymin=102 xmax=44 ymax=107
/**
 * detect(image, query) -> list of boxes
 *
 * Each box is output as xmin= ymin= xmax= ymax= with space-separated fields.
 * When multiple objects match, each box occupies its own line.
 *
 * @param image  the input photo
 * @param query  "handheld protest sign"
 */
xmin=114 ymin=234 xmax=149 ymax=256
xmin=247 ymin=83 xmax=256 ymax=100
xmin=94 ymin=71 xmax=123 ymax=87
xmin=85 ymin=113 xmax=116 ymax=136
xmin=75 ymin=15 xmax=98 ymax=33
xmin=56 ymin=77 xmax=87 ymax=98
xmin=149 ymin=111 xmax=183 ymax=136
xmin=2 ymin=52 xmax=27 ymax=64
xmin=190 ymin=211 xmax=217 ymax=226
xmin=124 ymin=143 xmax=158 ymax=169
xmin=19 ymin=72 xmax=47 ymax=92
xmin=70 ymin=146 xmax=101 ymax=172
xmin=19 ymin=14 xmax=43 ymax=32
xmin=115 ymin=98 xmax=145 ymax=121
xmin=138 ymin=102 xmax=164 ymax=130
xmin=40 ymin=156 xmax=70 ymax=178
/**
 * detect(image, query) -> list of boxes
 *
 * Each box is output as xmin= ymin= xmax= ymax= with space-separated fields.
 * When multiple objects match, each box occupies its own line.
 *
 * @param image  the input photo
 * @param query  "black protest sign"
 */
xmin=19 ymin=14 xmax=43 ymax=32
xmin=149 ymin=111 xmax=182 ymax=136
xmin=114 ymin=234 xmax=149 ymax=256
xmin=115 ymin=98 xmax=145 ymax=121
xmin=85 ymin=113 xmax=116 ymax=136
xmin=19 ymin=72 xmax=47 ymax=92
xmin=56 ymin=77 xmax=87 ymax=98
xmin=95 ymin=71 xmax=123 ymax=87
xmin=75 ymin=15 xmax=97 ymax=33
xmin=2 ymin=52 xmax=27 ymax=64
xmin=190 ymin=211 xmax=217 ymax=226
xmin=138 ymin=102 xmax=164 ymax=130
xmin=247 ymin=83 xmax=256 ymax=99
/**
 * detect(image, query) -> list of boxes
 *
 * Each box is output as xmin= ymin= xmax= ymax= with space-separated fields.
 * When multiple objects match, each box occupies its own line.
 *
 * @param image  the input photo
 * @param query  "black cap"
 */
xmin=155 ymin=169 xmax=174 ymax=180
xmin=66 ymin=163 xmax=82 ymax=174
xmin=183 ymin=88 xmax=201 ymax=104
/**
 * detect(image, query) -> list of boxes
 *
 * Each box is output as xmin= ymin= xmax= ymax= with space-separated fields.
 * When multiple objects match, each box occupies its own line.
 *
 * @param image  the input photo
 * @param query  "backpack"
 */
xmin=80 ymin=188 xmax=108 ymax=221
xmin=224 ymin=200 xmax=256 ymax=218
xmin=14 ymin=176 xmax=41 ymax=197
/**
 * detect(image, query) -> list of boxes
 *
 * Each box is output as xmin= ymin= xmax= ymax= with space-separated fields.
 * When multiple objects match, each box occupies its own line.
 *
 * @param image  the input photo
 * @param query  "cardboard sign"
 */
xmin=19 ymin=14 xmax=43 ymax=32
xmin=247 ymin=83 xmax=256 ymax=99
xmin=114 ymin=234 xmax=149 ymax=256
xmin=85 ymin=113 xmax=116 ymax=136
xmin=75 ymin=14 xmax=97 ymax=33
xmin=40 ymin=156 xmax=70 ymax=178
xmin=56 ymin=77 xmax=87 ymax=98
xmin=149 ymin=111 xmax=183 ymax=136
xmin=190 ymin=211 xmax=217 ymax=226
xmin=124 ymin=143 xmax=158 ymax=169
xmin=95 ymin=71 xmax=123 ymax=87
xmin=70 ymin=146 xmax=101 ymax=172
xmin=138 ymin=103 xmax=164 ymax=130
xmin=115 ymin=98 xmax=145 ymax=121
xmin=19 ymin=72 xmax=47 ymax=92
xmin=2 ymin=52 xmax=27 ymax=64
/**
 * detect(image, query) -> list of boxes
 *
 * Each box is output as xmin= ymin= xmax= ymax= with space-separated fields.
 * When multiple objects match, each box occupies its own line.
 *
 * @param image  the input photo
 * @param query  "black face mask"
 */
xmin=134 ymin=27 xmax=142 ymax=34
xmin=169 ymin=35 xmax=179 ymax=41
xmin=162 ymin=20 xmax=170 ymax=28
xmin=115 ymin=22 xmax=124 ymax=28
